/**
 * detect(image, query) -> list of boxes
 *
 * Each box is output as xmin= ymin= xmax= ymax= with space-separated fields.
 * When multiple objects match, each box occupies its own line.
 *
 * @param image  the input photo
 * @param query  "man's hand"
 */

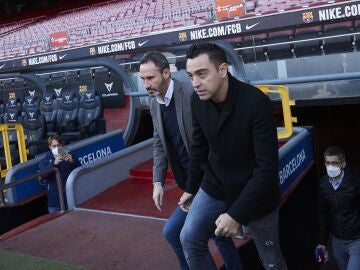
xmin=215 ymin=213 xmax=241 ymax=237
xmin=152 ymin=182 xmax=164 ymax=211
xmin=315 ymin=244 xmax=329 ymax=262
xmin=54 ymin=155 xmax=63 ymax=165
xmin=64 ymin=153 xmax=73 ymax=163
xmin=178 ymin=192 xmax=194 ymax=212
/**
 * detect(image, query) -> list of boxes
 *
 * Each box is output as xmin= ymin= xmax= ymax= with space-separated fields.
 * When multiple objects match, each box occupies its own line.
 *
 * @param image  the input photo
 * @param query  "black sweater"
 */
xmin=319 ymin=168 xmax=360 ymax=245
xmin=186 ymin=74 xmax=280 ymax=225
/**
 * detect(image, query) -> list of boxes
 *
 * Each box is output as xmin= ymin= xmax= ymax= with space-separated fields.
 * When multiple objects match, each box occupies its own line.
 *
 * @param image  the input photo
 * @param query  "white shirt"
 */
xmin=156 ymin=79 xmax=174 ymax=107
xmin=328 ymin=170 xmax=344 ymax=190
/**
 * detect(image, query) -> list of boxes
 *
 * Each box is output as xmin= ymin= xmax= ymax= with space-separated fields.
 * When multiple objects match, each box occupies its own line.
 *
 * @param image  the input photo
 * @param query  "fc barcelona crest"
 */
xmin=302 ymin=11 xmax=313 ymax=23
xmin=179 ymin=32 xmax=188 ymax=42
xmin=89 ymin=47 xmax=97 ymax=55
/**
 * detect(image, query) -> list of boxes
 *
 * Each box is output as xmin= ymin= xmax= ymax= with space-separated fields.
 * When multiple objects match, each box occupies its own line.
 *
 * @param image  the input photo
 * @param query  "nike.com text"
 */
xmin=190 ymin=23 xmax=241 ymax=40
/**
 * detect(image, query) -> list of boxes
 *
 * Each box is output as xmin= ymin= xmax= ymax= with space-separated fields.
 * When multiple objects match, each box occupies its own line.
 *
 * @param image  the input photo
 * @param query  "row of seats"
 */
xmin=0 ymin=0 xmax=212 ymax=58
xmin=238 ymin=20 xmax=359 ymax=62
xmin=0 ymin=0 xmax=343 ymax=59
xmin=0 ymin=90 xmax=104 ymax=158
xmin=248 ymin=0 xmax=347 ymax=15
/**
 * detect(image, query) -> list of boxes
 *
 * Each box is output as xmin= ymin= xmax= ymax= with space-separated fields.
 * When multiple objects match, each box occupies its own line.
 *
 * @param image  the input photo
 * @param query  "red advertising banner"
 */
xmin=50 ymin=32 xmax=68 ymax=48
xmin=215 ymin=0 xmax=245 ymax=20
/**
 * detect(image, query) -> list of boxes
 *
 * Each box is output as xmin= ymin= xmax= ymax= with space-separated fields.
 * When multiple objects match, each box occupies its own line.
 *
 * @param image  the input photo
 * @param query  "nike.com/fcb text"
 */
xmin=319 ymin=3 xmax=360 ymax=21
xmin=190 ymin=23 xmax=242 ymax=40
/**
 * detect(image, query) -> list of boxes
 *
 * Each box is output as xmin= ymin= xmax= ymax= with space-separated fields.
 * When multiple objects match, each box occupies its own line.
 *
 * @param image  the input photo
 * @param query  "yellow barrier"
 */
xmin=0 ymin=123 xmax=27 ymax=178
xmin=256 ymin=85 xmax=297 ymax=140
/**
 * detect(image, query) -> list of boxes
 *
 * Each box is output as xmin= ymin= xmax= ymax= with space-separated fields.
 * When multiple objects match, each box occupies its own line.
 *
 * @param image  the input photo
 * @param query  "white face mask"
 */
xmin=326 ymin=165 xmax=342 ymax=178
xmin=51 ymin=147 xmax=59 ymax=157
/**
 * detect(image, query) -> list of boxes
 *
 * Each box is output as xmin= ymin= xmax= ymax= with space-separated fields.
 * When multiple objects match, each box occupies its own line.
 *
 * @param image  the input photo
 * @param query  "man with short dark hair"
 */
xmin=179 ymin=43 xmax=287 ymax=270
xmin=317 ymin=145 xmax=360 ymax=270
xmin=39 ymin=135 xmax=81 ymax=213
xmin=139 ymin=51 xmax=243 ymax=270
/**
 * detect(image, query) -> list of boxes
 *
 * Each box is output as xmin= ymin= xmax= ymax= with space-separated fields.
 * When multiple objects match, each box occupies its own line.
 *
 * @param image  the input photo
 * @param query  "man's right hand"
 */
xmin=315 ymin=244 xmax=329 ymax=263
xmin=178 ymin=192 xmax=194 ymax=212
xmin=54 ymin=155 xmax=63 ymax=165
xmin=152 ymin=182 xmax=164 ymax=211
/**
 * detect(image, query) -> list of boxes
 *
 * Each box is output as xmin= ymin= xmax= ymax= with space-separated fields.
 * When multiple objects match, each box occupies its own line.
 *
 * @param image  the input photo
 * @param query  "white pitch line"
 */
xmin=75 ymin=207 xmax=168 ymax=221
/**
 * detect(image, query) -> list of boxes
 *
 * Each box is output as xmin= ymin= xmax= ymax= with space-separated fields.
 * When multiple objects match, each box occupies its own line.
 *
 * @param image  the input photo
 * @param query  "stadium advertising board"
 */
xmin=215 ymin=0 xmax=245 ymax=20
xmin=50 ymin=32 xmax=68 ymax=48
xmin=0 ymin=1 xmax=359 ymax=72
xmin=278 ymin=130 xmax=313 ymax=200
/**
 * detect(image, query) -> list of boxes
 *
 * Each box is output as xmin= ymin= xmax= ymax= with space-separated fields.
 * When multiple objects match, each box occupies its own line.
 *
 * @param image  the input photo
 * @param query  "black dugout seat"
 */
xmin=5 ymin=97 xmax=22 ymax=117
xmin=22 ymin=109 xmax=47 ymax=157
xmin=22 ymin=95 xmax=40 ymax=116
xmin=0 ymin=100 xmax=5 ymax=121
xmin=40 ymin=93 xmax=58 ymax=136
xmin=56 ymin=91 xmax=81 ymax=141
xmin=1 ymin=108 xmax=23 ymax=165
xmin=78 ymin=90 xmax=104 ymax=137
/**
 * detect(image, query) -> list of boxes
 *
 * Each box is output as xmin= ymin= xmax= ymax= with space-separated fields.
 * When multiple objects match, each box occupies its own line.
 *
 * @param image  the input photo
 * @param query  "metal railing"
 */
xmin=0 ymin=167 xmax=65 ymax=212
xmin=256 ymin=85 xmax=297 ymax=139
xmin=0 ymin=123 xmax=28 ymax=178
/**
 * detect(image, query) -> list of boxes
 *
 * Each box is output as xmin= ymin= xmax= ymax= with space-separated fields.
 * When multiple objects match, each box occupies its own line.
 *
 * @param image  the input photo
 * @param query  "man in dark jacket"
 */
xmin=39 ymin=135 xmax=81 ymax=213
xmin=139 ymin=52 xmax=243 ymax=270
xmin=317 ymin=145 xmax=360 ymax=270
xmin=179 ymin=43 xmax=287 ymax=270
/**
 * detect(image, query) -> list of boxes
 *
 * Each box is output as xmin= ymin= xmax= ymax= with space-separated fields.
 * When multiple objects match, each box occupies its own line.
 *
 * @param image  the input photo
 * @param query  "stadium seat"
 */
xmin=266 ymin=30 xmax=295 ymax=60
xmin=323 ymin=21 xmax=355 ymax=54
xmin=78 ymin=90 xmax=104 ymax=137
xmin=240 ymin=33 xmax=268 ymax=62
xmin=0 ymin=100 xmax=5 ymax=121
xmin=245 ymin=0 xmax=255 ymax=12
xmin=22 ymin=95 xmax=40 ymax=117
xmin=5 ymin=97 xmax=22 ymax=117
xmin=0 ymin=0 xmax=215 ymax=58
xmin=355 ymin=19 xmax=360 ymax=50
xmin=56 ymin=91 xmax=82 ymax=141
xmin=1 ymin=108 xmax=23 ymax=165
xmin=293 ymin=25 xmax=323 ymax=57
xmin=40 ymin=93 xmax=58 ymax=136
xmin=22 ymin=109 xmax=47 ymax=157
xmin=2 ymin=97 xmax=22 ymax=151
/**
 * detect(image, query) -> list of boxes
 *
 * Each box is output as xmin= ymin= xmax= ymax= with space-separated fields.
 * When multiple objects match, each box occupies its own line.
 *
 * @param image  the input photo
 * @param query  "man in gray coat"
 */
xmin=139 ymin=52 xmax=243 ymax=270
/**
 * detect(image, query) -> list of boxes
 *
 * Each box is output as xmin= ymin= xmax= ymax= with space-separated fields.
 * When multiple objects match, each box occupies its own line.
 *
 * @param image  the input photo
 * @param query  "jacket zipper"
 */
xmin=334 ymin=190 xmax=342 ymax=238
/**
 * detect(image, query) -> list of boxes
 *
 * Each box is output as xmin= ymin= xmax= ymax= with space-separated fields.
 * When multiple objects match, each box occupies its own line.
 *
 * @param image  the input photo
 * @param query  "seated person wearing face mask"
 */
xmin=39 ymin=135 xmax=81 ymax=213
xmin=316 ymin=145 xmax=360 ymax=270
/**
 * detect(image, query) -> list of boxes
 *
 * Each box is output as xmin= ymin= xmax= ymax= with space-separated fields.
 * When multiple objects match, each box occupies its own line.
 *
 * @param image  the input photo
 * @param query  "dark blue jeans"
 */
xmin=163 ymin=205 xmax=243 ymax=270
xmin=180 ymin=188 xmax=287 ymax=270
xmin=332 ymin=237 xmax=360 ymax=270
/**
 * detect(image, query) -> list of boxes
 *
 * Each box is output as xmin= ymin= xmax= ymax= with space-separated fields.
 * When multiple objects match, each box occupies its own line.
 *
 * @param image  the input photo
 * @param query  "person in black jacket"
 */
xmin=178 ymin=43 xmax=287 ymax=270
xmin=39 ymin=135 xmax=81 ymax=213
xmin=139 ymin=52 xmax=243 ymax=270
xmin=317 ymin=145 xmax=360 ymax=270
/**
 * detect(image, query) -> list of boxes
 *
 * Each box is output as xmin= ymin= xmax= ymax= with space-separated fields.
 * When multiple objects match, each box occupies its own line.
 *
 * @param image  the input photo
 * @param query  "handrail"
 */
xmin=5 ymin=129 xmax=124 ymax=204
xmin=0 ymin=167 xmax=65 ymax=212
xmin=0 ymin=123 xmax=28 ymax=178
xmin=256 ymin=85 xmax=297 ymax=139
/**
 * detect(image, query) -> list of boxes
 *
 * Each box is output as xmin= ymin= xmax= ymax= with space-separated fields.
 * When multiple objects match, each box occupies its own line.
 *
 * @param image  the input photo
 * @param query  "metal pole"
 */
xmin=54 ymin=168 xmax=66 ymax=212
